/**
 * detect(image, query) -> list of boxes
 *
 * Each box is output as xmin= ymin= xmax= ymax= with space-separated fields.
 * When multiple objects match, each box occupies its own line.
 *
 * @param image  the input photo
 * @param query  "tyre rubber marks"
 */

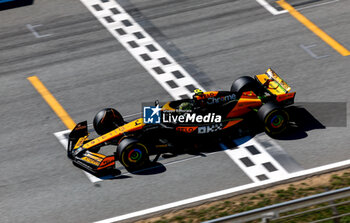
xmin=80 ymin=0 xmax=204 ymax=100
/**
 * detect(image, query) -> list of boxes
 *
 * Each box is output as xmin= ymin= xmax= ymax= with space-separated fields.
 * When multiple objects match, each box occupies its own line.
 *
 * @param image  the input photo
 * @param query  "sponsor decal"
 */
xmin=134 ymin=119 xmax=141 ymax=126
xmin=74 ymin=124 xmax=86 ymax=131
xmin=86 ymin=153 xmax=103 ymax=162
xmin=74 ymin=136 xmax=87 ymax=149
xmin=82 ymin=157 xmax=100 ymax=166
xmin=198 ymin=123 xmax=223 ymax=134
xmin=276 ymin=92 xmax=295 ymax=102
xmin=207 ymin=93 xmax=236 ymax=105
xmin=195 ymin=92 xmax=217 ymax=100
xmin=100 ymin=157 xmax=114 ymax=167
xmin=176 ymin=126 xmax=198 ymax=133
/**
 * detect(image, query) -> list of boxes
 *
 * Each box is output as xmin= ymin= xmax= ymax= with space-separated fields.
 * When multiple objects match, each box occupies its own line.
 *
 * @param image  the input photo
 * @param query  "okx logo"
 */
xmin=143 ymin=105 xmax=161 ymax=124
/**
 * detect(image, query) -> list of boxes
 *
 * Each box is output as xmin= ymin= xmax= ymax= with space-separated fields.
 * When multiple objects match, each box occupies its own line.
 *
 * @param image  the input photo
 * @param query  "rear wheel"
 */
xmin=117 ymin=138 xmax=150 ymax=170
xmin=230 ymin=76 xmax=260 ymax=94
xmin=258 ymin=102 xmax=289 ymax=135
xmin=93 ymin=108 xmax=124 ymax=135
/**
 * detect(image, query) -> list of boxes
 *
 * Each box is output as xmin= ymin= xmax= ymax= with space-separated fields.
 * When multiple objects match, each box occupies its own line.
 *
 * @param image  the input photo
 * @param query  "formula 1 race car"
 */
xmin=67 ymin=68 xmax=296 ymax=173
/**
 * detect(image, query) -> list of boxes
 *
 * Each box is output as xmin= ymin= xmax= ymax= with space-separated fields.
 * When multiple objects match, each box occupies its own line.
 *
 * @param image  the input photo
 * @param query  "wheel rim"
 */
xmin=128 ymin=148 xmax=142 ymax=163
xmin=270 ymin=114 xmax=284 ymax=129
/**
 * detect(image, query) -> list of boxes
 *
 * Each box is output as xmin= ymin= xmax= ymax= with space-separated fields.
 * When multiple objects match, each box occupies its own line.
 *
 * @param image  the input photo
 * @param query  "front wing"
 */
xmin=67 ymin=121 xmax=116 ymax=173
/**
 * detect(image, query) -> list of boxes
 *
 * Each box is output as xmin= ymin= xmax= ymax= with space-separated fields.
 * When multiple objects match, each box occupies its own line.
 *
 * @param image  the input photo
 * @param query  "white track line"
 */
xmin=80 ymin=0 xmax=204 ymax=100
xmin=296 ymin=0 xmax=339 ymax=11
xmin=256 ymin=0 xmax=287 ymax=15
xmin=95 ymin=159 xmax=350 ymax=223
xmin=256 ymin=0 xmax=339 ymax=15
xmin=54 ymin=130 xmax=102 ymax=183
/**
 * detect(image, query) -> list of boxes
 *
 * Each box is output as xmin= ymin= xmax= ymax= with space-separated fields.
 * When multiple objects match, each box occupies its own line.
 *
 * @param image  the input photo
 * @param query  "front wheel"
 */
xmin=258 ymin=102 xmax=289 ymax=135
xmin=116 ymin=138 xmax=150 ymax=170
xmin=93 ymin=108 xmax=124 ymax=135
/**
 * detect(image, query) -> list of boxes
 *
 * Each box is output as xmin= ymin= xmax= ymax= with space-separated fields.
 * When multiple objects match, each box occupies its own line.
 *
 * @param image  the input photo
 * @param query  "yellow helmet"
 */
xmin=194 ymin=88 xmax=204 ymax=96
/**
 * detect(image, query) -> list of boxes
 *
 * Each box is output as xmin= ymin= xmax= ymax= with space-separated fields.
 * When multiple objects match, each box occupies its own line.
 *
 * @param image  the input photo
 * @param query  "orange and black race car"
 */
xmin=67 ymin=68 xmax=296 ymax=173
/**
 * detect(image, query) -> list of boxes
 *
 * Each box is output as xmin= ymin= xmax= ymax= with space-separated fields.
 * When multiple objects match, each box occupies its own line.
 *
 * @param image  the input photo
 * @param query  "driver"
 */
xmin=178 ymin=89 xmax=204 ymax=111
xmin=194 ymin=88 xmax=204 ymax=96
xmin=179 ymin=102 xmax=193 ymax=111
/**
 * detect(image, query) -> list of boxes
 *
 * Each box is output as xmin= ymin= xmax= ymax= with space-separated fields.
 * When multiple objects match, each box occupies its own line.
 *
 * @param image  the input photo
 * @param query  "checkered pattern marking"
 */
xmin=221 ymin=139 xmax=288 ymax=182
xmin=80 ymin=0 xmax=204 ymax=99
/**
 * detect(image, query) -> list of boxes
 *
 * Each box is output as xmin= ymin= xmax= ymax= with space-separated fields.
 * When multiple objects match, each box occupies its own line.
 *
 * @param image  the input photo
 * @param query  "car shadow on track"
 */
xmin=278 ymin=106 xmax=325 ymax=140
xmin=87 ymin=161 xmax=167 ymax=180
xmin=276 ymin=102 xmax=347 ymax=140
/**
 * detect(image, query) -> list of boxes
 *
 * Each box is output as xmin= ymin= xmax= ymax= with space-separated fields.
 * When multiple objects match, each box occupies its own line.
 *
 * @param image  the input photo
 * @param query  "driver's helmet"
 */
xmin=179 ymin=102 xmax=192 ymax=111
xmin=194 ymin=88 xmax=204 ymax=96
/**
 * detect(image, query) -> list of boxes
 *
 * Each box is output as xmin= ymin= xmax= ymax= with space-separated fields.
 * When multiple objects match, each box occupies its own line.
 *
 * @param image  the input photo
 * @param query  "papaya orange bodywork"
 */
xmin=97 ymin=156 xmax=115 ymax=170
xmin=226 ymin=97 xmax=262 ymax=118
xmin=83 ymin=118 xmax=144 ymax=149
xmin=276 ymin=92 xmax=296 ymax=102
xmin=223 ymin=119 xmax=243 ymax=129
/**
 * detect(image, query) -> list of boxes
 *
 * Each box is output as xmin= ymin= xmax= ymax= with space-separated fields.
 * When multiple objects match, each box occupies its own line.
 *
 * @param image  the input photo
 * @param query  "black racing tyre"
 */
xmin=257 ymin=102 xmax=289 ymax=135
xmin=230 ymin=76 xmax=259 ymax=94
xmin=117 ymin=138 xmax=150 ymax=170
xmin=93 ymin=108 xmax=124 ymax=135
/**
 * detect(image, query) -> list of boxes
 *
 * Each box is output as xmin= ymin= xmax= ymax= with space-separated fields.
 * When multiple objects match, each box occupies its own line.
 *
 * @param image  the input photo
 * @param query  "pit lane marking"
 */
xmin=27 ymin=76 xmax=76 ymax=130
xmin=26 ymin=24 xmax=53 ymax=39
xmin=300 ymin=44 xmax=329 ymax=59
xmin=256 ymin=0 xmax=338 ymax=15
xmin=27 ymin=76 xmax=100 ymax=183
xmin=256 ymin=0 xmax=287 ymax=15
xmin=277 ymin=0 xmax=350 ymax=56
xmin=95 ymin=159 xmax=350 ymax=223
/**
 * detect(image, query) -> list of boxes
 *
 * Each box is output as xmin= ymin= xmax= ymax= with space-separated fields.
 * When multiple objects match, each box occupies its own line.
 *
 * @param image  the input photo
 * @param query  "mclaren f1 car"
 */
xmin=67 ymin=68 xmax=296 ymax=173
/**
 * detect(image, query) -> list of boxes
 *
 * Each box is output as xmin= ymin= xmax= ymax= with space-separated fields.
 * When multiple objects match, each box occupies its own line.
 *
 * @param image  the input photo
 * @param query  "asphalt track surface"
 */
xmin=0 ymin=0 xmax=349 ymax=222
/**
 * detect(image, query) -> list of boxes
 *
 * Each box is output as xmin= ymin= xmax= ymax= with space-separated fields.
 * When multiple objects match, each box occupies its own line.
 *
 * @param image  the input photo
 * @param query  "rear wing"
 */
xmin=255 ymin=68 xmax=292 ymax=95
xmin=266 ymin=68 xmax=291 ymax=92
xmin=255 ymin=68 xmax=295 ymax=105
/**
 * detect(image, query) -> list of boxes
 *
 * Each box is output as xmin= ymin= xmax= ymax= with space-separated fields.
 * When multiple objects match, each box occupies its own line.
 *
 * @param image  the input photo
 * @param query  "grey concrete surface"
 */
xmin=0 ymin=0 xmax=349 ymax=222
